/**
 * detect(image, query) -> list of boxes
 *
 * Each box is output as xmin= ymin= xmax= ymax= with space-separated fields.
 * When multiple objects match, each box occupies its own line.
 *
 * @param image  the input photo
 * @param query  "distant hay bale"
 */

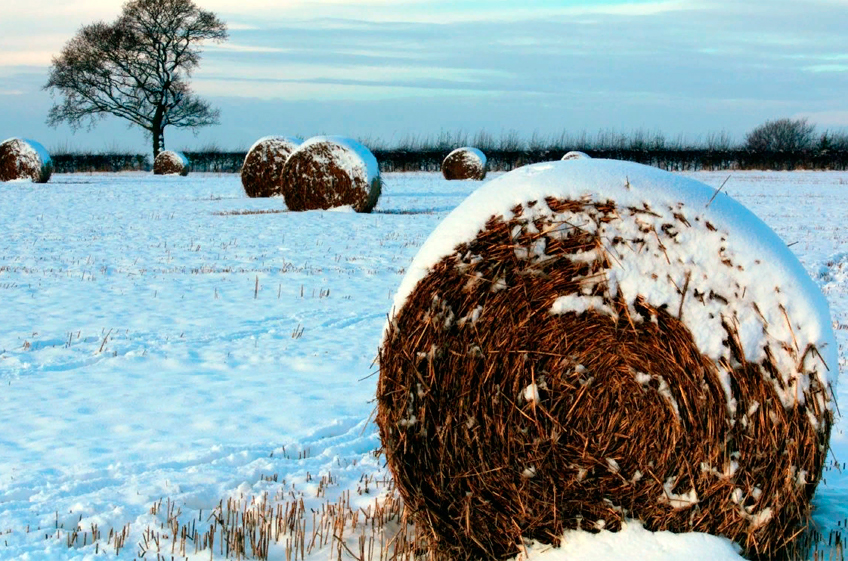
xmin=442 ymin=147 xmax=487 ymax=180
xmin=281 ymin=136 xmax=381 ymax=213
xmin=241 ymin=136 xmax=302 ymax=198
xmin=0 ymin=138 xmax=53 ymax=183
xmin=562 ymin=150 xmax=590 ymax=160
xmin=153 ymin=150 xmax=190 ymax=176
xmin=378 ymin=159 xmax=835 ymax=560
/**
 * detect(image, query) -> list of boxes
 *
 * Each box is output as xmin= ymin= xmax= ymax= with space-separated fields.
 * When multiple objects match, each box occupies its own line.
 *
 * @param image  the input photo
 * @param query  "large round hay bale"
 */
xmin=562 ymin=150 xmax=590 ymax=160
xmin=0 ymin=138 xmax=52 ymax=183
xmin=442 ymin=147 xmax=487 ymax=180
xmin=241 ymin=136 xmax=302 ymax=198
xmin=153 ymin=150 xmax=190 ymax=176
xmin=281 ymin=136 xmax=381 ymax=213
xmin=378 ymin=159 xmax=835 ymax=560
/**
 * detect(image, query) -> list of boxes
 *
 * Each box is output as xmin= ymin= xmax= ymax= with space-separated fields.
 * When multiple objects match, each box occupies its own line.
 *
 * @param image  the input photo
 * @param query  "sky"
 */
xmin=0 ymin=0 xmax=847 ymax=153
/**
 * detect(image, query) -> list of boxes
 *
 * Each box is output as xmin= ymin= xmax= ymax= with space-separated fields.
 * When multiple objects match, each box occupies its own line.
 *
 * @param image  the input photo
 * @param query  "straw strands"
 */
xmin=241 ymin=136 xmax=302 ymax=198
xmin=378 ymin=159 xmax=834 ymax=560
xmin=0 ymin=138 xmax=53 ymax=183
xmin=282 ymin=136 xmax=381 ymax=213
xmin=153 ymin=150 xmax=190 ymax=176
xmin=442 ymin=147 xmax=487 ymax=181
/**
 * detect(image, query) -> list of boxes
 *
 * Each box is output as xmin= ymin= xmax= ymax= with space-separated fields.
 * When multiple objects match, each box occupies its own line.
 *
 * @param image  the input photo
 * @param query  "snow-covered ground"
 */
xmin=0 ymin=170 xmax=846 ymax=560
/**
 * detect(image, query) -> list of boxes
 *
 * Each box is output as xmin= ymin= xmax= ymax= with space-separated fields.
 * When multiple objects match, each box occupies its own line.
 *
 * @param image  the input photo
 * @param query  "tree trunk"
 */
xmin=152 ymin=129 xmax=165 ymax=159
xmin=152 ymin=131 xmax=161 ymax=159
xmin=151 ymin=106 xmax=165 ymax=159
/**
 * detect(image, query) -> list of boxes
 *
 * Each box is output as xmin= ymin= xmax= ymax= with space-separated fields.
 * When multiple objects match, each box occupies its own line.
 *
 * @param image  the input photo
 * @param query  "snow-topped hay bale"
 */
xmin=281 ymin=136 xmax=381 ymax=212
xmin=153 ymin=150 xmax=190 ymax=176
xmin=241 ymin=136 xmax=302 ymax=198
xmin=0 ymin=138 xmax=53 ymax=183
xmin=562 ymin=150 xmax=591 ymax=160
xmin=378 ymin=159 xmax=836 ymax=560
xmin=442 ymin=147 xmax=487 ymax=181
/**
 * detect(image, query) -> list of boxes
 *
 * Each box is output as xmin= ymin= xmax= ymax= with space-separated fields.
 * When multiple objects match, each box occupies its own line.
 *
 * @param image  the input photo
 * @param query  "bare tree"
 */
xmin=705 ymin=130 xmax=735 ymax=151
xmin=745 ymin=118 xmax=816 ymax=152
xmin=819 ymin=129 xmax=848 ymax=152
xmin=44 ymin=0 xmax=228 ymax=158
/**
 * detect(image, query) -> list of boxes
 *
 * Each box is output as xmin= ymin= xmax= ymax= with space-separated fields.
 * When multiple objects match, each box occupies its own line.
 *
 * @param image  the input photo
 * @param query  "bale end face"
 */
xmin=241 ymin=136 xmax=302 ymax=198
xmin=442 ymin=147 xmax=487 ymax=180
xmin=153 ymin=151 xmax=190 ymax=176
xmin=378 ymin=161 xmax=833 ymax=561
xmin=0 ymin=138 xmax=52 ymax=183
xmin=281 ymin=136 xmax=381 ymax=213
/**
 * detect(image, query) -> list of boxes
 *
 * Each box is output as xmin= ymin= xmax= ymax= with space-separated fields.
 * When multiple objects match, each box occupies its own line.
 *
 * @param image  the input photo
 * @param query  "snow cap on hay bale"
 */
xmin=378 ymin=159 xmax=836 ymax=560
xmin=442 ymin=146 xmax=487 ymax=180
xmin=153 ymin=150 xmax=190 ymax=176
xmin=281 ymin=136 xmax=381 ymax=213
xmin=562 ymin=150 xmax=591 ymax=160
xmin=241 ymin=136 xmax=302 ymax=198
xmin=0 ymin=138 xmax=53 ymax=183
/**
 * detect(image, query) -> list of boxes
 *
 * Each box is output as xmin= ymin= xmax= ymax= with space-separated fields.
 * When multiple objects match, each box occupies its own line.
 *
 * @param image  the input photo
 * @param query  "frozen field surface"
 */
xmin=0 ymin=170 xmax=847 ymax=560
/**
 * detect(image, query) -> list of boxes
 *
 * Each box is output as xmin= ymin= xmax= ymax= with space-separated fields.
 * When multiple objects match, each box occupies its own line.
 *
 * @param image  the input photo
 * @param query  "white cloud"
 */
xmin=804 ymin=64 xmax=848 ymax=73
xmin=196 ymin=79 xmax=499 ymax=100
xmin=797 ymin=111 xmax=848 ymax=127
xmin=327 ymin=48 xmax=430 ymax=60
xmin=0 ymin=32 xmax=78 ymax=67
xmin=226 ymin=22 xmax=261 ymax=31
xmin=194 ymin=59 xmax=512 ymax=98
xmin=203 ymin=0 xmax=695 ymax=24
xmin=205 ymin=43 xmax=291 ymax=54
xmin=0 ymin=51 xmax=56 ymax=67
xmin=0 ymin=0 xmax=120 ymax=21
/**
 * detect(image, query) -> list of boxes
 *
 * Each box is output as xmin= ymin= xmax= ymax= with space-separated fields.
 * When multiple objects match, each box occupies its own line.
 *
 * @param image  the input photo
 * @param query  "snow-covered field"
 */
xmin=0 ymin=170 xmax=846 ymax=560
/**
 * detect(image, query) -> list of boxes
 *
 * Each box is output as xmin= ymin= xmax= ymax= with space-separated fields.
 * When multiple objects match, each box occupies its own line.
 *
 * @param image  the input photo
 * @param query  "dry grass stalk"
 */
xmin=442 ymin=148 xmax=487 ymax=181
xmin=213 ymin=209 xmax=288 ymax=216
xmin=35 ymin=460 xmax=848 ymax=561
xmin=378 ymin=197 xmax=831 ymax=560
xmin=241 ymin=137 xmax=301 ymax=198
xmin=128 ymin=475 xmax=422 ymax=561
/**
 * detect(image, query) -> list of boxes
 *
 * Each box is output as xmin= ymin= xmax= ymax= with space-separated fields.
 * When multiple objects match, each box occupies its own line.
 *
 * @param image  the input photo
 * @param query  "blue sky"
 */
xmin=1 ymin=0 xmax=846 ymax=152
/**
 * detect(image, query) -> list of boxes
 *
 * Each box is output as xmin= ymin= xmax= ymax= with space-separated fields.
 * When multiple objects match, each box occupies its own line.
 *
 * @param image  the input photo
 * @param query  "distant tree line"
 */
xmin=51 ymin=153 xmax=150 ymax=173
xmin=49 ymin=118 xmax=848 ymax=174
